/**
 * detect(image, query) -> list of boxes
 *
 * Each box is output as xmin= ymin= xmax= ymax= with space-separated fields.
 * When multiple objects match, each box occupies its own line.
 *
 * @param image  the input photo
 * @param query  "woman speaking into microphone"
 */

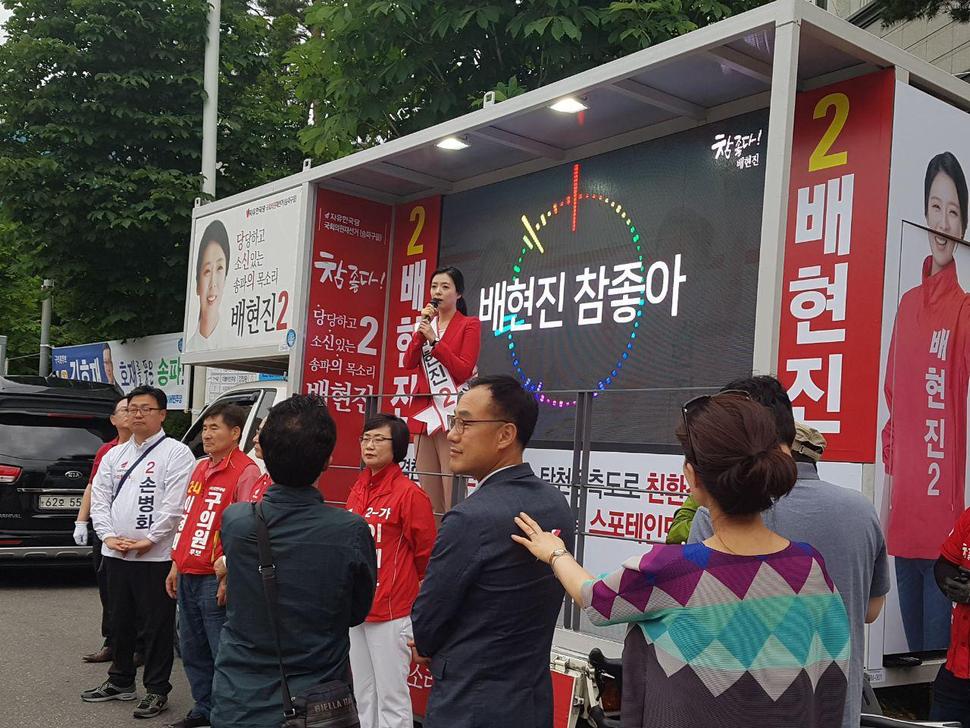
xmin=403 ymin=266 xmax=481 ymax=514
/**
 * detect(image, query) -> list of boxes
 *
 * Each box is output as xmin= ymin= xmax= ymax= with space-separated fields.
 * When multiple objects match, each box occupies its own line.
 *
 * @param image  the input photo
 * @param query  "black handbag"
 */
xmin=253 ymin=502 xmax=361 ymax=728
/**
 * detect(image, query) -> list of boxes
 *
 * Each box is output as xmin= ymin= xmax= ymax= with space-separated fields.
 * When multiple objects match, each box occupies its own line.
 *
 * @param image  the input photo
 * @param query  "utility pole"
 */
xmin=192 ymin=0 xmax=221 ymax=414
xmin=38 ymin=279 xmax=53 ymax=376
xmin=0 ymin=335 xmax=8 ymax=376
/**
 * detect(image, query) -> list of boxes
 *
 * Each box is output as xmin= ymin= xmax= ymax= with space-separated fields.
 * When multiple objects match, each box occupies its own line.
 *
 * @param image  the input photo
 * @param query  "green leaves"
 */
xmin=292 ymin=0 xmax=763 ymax=160
xmin=0 ymin=0 xmax=310 ymax=345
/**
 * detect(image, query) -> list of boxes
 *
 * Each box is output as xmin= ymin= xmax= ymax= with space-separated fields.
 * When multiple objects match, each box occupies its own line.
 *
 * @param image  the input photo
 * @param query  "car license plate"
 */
xmin=37 ymin=495 xmax=83 ymax=511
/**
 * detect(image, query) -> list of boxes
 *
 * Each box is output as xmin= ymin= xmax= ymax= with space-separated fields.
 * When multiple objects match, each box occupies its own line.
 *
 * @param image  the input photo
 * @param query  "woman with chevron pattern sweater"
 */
xmin=514 ymin=392 xmax=849 ymax=728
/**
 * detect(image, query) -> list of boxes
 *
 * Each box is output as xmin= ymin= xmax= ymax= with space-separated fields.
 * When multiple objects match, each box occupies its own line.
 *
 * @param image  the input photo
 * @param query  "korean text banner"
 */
xmin=776 ymin=70 xmax=894 ymax=463
xmin=380 ymin=197 xmax=442 ymax=418
xmin=439 ymin=110 xmax=769 ymax=445
xmin=52 ymin=332 xmax=187 ymax=408
xmin=183 ymin=187 xmax=303 ymax=358
xmin=302 ymin=189 xmax=391 ymax=500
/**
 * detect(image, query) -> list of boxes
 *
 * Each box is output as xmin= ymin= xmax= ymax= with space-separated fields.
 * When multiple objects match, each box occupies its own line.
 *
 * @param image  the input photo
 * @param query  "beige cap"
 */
xmin=791 ymin=422 xmax=827 ymax=462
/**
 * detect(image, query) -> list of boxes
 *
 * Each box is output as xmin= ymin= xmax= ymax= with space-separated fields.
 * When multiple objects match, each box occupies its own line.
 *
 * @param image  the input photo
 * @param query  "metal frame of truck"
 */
xmin=182 ymin=0 xmax=970 ymax=704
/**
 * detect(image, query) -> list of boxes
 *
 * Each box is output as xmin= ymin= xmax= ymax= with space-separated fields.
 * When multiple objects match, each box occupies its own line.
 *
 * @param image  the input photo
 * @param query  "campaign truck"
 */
xmin=181 ymin=0 xmax=970 ymax=722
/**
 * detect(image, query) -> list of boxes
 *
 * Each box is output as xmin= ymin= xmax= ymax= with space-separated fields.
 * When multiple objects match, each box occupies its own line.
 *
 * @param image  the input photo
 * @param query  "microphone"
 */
xmin=422 ymin=299 xmax=440 ymax=322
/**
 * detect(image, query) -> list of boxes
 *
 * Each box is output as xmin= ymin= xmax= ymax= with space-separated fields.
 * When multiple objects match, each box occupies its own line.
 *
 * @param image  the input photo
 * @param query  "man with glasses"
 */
xmin=688 ymin=375 xmax=889 ymax=728
xmin=84 ymin=386 xmax=196 ymax=719
xmin=76 ymin=396 xmax=131 ymax=664
xmin=410 ymin=375 xmax=575 ymax=728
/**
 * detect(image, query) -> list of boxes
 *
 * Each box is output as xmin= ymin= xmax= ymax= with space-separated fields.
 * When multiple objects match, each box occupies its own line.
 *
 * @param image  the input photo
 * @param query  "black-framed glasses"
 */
xmin=447 ymin=415 xmax=513 ymax=434
xmin=127 ymin=406 xmax=162 ymax=416
xmin=681 ymin=389 xmax=752 ymax=462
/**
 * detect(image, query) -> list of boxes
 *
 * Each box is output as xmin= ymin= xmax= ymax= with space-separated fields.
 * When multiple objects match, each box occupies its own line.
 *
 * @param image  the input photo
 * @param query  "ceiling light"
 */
xmin=550 ymin=97 xmax=588 ymax=114
xmin=436 ymin=137 xmax=469 ymax=150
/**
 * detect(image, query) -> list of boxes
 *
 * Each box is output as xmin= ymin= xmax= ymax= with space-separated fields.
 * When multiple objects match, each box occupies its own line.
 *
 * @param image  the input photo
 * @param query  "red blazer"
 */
xmin=403 ymin=310 xmax=481 ymax=431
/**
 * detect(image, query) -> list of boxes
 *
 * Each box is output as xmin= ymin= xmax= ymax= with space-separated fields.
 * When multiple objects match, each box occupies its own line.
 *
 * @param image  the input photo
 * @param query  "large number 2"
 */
xmin=928 ymin=462 xmax=941 ymax=496
xmin=407 ymin=206 xmax=426 ymax=255
xmin=358 ymin=316 xmax=379 ymax=356
xmin=809 ymin=92 xmax=849 ymax=172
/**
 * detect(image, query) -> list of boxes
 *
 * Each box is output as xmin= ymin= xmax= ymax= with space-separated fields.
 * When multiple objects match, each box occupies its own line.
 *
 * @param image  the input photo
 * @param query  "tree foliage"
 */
xmin=880 ymin=0 xmax=970 ymax=24
xmin=0 ymin=0 xmax=308 ymax=345
xmin=289 ymin=0 xmax=764 ymax=160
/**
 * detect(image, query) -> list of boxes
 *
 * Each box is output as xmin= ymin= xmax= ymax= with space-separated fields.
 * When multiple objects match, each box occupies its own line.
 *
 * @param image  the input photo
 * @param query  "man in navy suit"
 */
xmin=410 ymin=374 xmax=576 ymax=728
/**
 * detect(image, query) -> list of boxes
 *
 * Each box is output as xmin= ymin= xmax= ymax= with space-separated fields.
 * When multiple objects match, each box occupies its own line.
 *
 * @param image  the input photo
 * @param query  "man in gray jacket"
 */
xmin=411 ymin=375 xmax=575 ymax=728
xmin=688 ymin=376 xmax=890 ymax=728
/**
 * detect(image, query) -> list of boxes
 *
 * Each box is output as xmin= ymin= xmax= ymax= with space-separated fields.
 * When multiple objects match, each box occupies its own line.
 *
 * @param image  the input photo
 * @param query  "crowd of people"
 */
xmin=64 ymin=264 xmax=970 ymax=728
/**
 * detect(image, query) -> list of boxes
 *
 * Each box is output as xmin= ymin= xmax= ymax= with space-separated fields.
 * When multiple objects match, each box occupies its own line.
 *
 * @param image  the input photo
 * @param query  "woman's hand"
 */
xmin=512 ymin=512 xmax=566 ymax=564
xmin=417 ymin=320 xmax=436 ymax=343
xmin=419 ymin=303 xmax=438 ymax=321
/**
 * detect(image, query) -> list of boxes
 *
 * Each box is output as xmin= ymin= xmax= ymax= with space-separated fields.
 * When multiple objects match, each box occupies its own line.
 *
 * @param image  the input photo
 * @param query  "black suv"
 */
xmin=0 ymin=376 xmax=119 ymax=561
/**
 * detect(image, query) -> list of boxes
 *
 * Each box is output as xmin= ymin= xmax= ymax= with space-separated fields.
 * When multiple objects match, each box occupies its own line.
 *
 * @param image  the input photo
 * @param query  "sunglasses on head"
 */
xmin=681 ymin=389 xmax=752 ymax=462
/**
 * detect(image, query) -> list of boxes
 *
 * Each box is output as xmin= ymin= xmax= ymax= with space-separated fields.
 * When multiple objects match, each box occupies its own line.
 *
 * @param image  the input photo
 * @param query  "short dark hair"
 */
xmin=196 ymin=219 xmax=231 ymax=283
xmin=204 ymin=401 xmax=248 ymax=434
xmin=127 ymin=386 xmax=167 ymax=410
xmin=675 ymin=396 xmax=797 ymax=516
xmin=362 ymin=413 xmax=410 ymax=463
xmin=259 ymin=395 xmax=337 ymax=487
xmin=432 ymin=266 xmax=467 ymax=316
xmin=925 ymin=152 xmax=969 ymax=236
xmin=721 ymin=376 xmax=796 ymax=448
xmin=466 ymin=374 xmax=538 ymax=448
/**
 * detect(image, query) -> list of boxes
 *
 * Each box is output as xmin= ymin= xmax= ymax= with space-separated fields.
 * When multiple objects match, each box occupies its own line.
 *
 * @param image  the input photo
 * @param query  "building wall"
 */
xmin=835 ymin=0 xmax=970 ymax=75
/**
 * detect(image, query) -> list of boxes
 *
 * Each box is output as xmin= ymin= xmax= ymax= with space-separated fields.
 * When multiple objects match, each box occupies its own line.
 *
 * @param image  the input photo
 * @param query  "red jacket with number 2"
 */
xmin=402 ymin=310 xmax=481 ymax=434
xmin=346 ymin=463 xmax=437 ymax=622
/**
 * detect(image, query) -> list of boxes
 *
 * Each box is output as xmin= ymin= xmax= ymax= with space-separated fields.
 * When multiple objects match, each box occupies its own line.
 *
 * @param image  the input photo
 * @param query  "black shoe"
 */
xmin=166 ymin=713 xmax=210 ymax=728
xmin=81 ymin=679 xmax=137 ymax=702
xmin=82 ymin=646 xmax=114 ymax=663
xmin=133 ymin=693 xmax=169 ymax=719
xmin=134 ymin=652 xmax=145 ymax=668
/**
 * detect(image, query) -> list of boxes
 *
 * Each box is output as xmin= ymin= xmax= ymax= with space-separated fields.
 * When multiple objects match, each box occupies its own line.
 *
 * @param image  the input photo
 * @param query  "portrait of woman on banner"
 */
xmin=188 ymin=219 xmax=231 ymax=352
xmin=882 ymin=151 xmax=970 ymax=652
xmin=402 ymin=266 xmax=481 ymax=515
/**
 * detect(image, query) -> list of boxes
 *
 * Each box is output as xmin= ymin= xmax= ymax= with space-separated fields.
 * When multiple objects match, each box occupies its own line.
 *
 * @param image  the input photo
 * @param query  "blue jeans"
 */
xmin=931 ymin=666 xmax=970 ymax=726
xmin=895 ymin=557 xmax=952 ymax=652
xmin=178 ymin=573 xmax=226 ymax=720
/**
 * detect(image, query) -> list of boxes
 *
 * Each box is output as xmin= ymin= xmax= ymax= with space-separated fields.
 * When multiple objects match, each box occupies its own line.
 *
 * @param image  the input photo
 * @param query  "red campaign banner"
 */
xmin=777 ymin=69 xmax=895 ymax=462
xmin=379 ymin=197 xmax=442 ymax=417
xmin=302 ymin=189 xmax=391 ymax=501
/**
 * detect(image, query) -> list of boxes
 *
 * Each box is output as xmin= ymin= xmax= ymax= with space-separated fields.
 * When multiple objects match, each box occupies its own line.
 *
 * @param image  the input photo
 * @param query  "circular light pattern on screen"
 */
xmin=506 ymin=164 xmax=646 ymax=408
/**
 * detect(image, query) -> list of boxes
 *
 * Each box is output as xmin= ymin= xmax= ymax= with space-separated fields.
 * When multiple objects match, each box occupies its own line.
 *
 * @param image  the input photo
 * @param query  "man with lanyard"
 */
xmin=84 ymin=386 xmax=196 ymax=720
xmin=74 ymin=396 xmax=131 ymax=664
xmin=164 ymin=401 xmax=259 ymax=728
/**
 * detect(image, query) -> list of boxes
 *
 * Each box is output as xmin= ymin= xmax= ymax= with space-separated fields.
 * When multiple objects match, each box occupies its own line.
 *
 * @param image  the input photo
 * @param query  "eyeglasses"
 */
xmin=359 ymin=435 xmax=392 ymax=444
xmin=447 ymin=415 xmax=512 ymax=434
xmin=113 ymin=407 xmax=129 ymax=415
xmin=681 ymin=389 xmax=752 ymax=462
xmin=127 ymin=406 xmax=162 ymax=416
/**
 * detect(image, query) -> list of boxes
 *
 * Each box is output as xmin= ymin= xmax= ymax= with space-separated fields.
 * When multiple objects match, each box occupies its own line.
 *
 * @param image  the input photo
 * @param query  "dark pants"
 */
xmin=92 ymin=533 xmax=112 ymax=646
xmin=896 ymin=556 xmax=952 ymax=652
xmin=931 ymin=665 xmax=970 ymax=726
xmin=105 ymin=557 xmax=176 ymax=695
xmin=178 ymin=574 xmax=226 ymax=720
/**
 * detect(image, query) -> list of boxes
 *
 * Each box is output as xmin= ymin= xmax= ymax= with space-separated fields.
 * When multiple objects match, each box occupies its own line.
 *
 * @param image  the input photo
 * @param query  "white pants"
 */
xmin=349 ymin=616 xmax=413 ymax=728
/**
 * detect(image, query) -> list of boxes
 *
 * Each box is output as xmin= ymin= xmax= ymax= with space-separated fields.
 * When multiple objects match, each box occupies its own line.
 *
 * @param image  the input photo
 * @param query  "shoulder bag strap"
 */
xmin=253 ymin=501 xmax=297 ymax=719
xmin=111 ymin=436 xmax=168 ymax=504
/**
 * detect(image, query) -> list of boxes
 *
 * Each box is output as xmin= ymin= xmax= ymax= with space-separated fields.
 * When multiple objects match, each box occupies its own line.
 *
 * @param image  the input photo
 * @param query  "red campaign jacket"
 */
xmin=941 ymin=510 xmax=970 ymax=678
xmin=238 ymin=472 xmax=271 ymax=503
xmin=346 ymin=463 xmax=436 ymax=622
xmin=91 ymin=438 xmax=118 ymax=479
xmin=883 ymin=257 xmax=970 ymax=559
xmin=402 ymin=310 xmax=481 ymax=433
xmin=171 ymin=449 xmax=260 ymax=574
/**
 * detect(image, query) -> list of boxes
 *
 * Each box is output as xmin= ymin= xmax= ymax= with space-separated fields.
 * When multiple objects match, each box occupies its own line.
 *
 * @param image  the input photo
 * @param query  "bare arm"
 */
xmin=866 ymin=596 xmax=886 ymax=623
xmin=77 ymin=481 xmax=93 ymax=522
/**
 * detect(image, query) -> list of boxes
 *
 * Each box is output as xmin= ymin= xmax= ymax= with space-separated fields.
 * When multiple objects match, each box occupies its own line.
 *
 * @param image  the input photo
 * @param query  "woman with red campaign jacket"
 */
xmin=346 ymin=414 xmax=436 ymax=728
xmin=403 ymin=266 xmax=481 ymax=516
xmin=883 ymin=151 xmax=970 ymax=652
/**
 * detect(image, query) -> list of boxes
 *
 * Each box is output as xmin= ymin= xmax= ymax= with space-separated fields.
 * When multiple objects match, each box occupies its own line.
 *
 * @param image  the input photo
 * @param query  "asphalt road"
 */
xmin=0 ymin=563 xmax=193 ymax=728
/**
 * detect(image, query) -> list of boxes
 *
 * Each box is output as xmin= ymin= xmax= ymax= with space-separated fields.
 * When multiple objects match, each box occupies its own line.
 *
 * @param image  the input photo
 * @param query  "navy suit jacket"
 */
xmin=411 ymin=463 xmax=576 ymax=728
